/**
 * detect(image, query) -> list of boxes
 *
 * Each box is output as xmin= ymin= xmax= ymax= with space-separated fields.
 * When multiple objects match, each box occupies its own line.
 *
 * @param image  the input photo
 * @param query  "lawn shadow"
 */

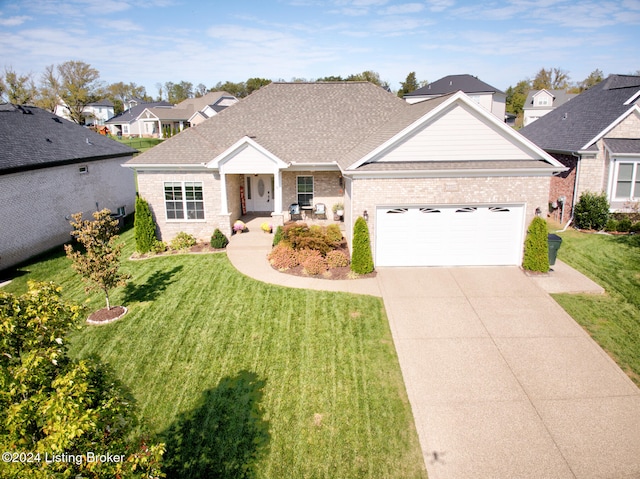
xmin=162 ymin=370 xmax=270 ymax=479
xmin=122 ymin=265 xmax=183 ymax=303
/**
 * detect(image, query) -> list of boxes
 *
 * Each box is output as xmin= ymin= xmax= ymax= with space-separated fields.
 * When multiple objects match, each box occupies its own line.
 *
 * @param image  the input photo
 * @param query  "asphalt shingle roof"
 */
xmin=405 ymin=74 xmax=504 ymax=97
xmin=523 ymin=89 xmax=577 ymax=110
xmin=520 ymin=74 xmax=640 ymax=152
xmin=0 ymin=103 xmax=136 ymax=175
xmin=106 ymin=101 xmax=173 ymax=125
xmin=603 ymin=138 xmax=640 ymax=154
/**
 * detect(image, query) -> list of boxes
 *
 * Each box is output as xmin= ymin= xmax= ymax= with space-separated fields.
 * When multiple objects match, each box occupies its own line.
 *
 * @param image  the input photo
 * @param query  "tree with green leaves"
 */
xmin=246 ymin=77 xmax=272 ymax=95
xmin=134 ymin=196 xmax=157 ymax=254
xmin=532 ymin=67 xmax=570 ymax=90
xmin=574 ymin=68 xmax=604 ymax=93
xmin=55 ymin=60 xmax=102 ymax=124
xmin=105 ymin=81 xmax=148 ymax=114
xmin=397 ymin=71 xmax=420 ymax=97
xmin=165 ymin=80 xmax=193 ymax=104
xmin=0 ymin=66 xmax=36 ymax=105
xmin=0 ymin=281 xmax=165 ymax=479
xmin=351 ymin=216 xmax=374 ymax=274
xmin=64 ymin=209 xmax=130 ymax=311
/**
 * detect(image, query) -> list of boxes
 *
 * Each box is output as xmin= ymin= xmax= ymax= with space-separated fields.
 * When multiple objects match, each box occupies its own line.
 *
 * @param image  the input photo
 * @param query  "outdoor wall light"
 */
xmin=535 ymin=207 xmax=542 ymax=216
xmin=363 ymin=210 xmax=369 ymax=221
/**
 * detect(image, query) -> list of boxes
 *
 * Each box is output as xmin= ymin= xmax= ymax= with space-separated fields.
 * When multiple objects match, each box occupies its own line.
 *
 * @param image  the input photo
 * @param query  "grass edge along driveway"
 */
xmin=554 ymin=229 xmax=640 ymax=387
xmin=2 ymin=231 xmax=427 ymax=479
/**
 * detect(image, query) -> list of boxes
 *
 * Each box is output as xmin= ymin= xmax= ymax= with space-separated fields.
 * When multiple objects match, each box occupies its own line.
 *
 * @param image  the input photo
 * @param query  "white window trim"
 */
xmin=164 ymin=181 xmax=206 ymax=221
xmin=296 ymin=175 xmax=314 ymax=207
xmin=611 ymin=159 xmax=640 ymax=200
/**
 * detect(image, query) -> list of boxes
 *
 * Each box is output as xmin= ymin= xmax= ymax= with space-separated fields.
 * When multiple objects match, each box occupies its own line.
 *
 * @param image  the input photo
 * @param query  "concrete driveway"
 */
xmin=378 ymin=267 xmax=640 ymax=479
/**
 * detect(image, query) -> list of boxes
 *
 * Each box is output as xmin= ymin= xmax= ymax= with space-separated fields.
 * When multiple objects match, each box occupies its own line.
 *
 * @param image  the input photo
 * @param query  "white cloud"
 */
xmin=379 ymin=3 xmax=425 ymax=15
xmin=0 ymin=15 xmax=30 ymax=26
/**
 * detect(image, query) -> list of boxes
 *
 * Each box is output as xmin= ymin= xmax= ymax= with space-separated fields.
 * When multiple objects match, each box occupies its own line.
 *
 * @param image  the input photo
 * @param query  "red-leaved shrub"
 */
xmin=268 ymin=243 xmax=299 ymax=270
xmin=299 ymin=249 xmax=328 ymax=275
xmin=326 ymin=249 xmax=349 ymax=268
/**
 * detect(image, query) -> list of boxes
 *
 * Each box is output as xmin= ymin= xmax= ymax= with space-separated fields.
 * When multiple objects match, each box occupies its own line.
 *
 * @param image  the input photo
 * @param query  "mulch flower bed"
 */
xmin=87 ymin=306 xmax=127 ymax=325
xmin=130 ymin=243 xmax=224 ymax=260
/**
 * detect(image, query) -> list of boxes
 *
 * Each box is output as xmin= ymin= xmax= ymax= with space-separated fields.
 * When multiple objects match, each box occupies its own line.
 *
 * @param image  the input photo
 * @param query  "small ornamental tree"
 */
xmin=0 ymin=282 xmax=165 ymax=479
xmin=134 ymin=195 xmax=157 ymax=254
xmin=65 ymin=209 xmax=130 ymax=310
xmin=522 ymin=216 xmax=549 ymax=272
xmin=351 ymin=216 xmax=374 ymax=274
xmin=574 ymin=191 xmax=610 ymax=230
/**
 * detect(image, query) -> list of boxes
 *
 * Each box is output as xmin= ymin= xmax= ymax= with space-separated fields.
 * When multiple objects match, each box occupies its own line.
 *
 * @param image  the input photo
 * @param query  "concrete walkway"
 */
xmin=225 ymin=219 xmax=640 ymax=478
xmin=226 ymin=216 xmax=381 ymax=296
xmin=378 ymin=267 xmax=640 ymax=479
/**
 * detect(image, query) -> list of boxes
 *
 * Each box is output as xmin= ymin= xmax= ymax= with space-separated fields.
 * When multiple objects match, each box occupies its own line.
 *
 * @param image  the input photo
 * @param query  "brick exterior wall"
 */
xmin=549 ymin=153 xmax=578 ymax=223
xmin=136 ymin=169 xmax=345 ymax=242
xmin=0 ymin=157 xmax=135 ymax=271
xmin=345 ymin=175 xmax=550 ymax=261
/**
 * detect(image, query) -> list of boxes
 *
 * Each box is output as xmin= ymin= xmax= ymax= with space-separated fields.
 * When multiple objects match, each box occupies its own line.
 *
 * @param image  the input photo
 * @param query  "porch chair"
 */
xmin=312 ymin=203 xmax=327 ymax=220
xmin=289 ymin=203 xmax=302 ymax=221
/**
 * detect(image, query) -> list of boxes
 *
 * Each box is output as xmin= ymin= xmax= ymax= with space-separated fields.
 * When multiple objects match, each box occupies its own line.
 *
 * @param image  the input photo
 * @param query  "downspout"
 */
xmin=569 ymin=151 xmax=581 ymax=223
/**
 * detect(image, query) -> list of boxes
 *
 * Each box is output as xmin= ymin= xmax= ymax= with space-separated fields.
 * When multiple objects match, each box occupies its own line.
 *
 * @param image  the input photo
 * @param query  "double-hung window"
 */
xmin=614 ymin=162 xmax=640 ymax=200
xmin=164 ymin=181 xmax=205 ymax=220
xmin=297 ymin=176 xmax=313 ymax=207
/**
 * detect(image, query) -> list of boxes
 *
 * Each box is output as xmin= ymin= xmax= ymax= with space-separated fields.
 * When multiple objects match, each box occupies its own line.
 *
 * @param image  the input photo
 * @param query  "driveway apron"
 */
xmin=377 ymin=266 xmax=640 ymax=479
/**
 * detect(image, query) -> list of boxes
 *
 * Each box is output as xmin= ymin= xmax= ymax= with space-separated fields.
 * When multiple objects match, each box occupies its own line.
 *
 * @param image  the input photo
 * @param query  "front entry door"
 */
xmin=246 ymin=175 xmax=273 ymax=212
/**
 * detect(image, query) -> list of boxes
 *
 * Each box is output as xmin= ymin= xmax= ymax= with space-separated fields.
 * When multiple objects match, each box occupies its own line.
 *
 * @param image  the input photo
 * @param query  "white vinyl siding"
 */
xmin=379 ymin=103 xmax=535 ymax=162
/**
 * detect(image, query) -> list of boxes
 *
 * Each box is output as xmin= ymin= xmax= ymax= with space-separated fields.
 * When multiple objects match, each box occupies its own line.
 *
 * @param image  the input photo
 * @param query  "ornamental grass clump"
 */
xmin=522 ymin=216 xmax=549 ymax=273
xmin=351 ymin=216 xmax=374 ymax=274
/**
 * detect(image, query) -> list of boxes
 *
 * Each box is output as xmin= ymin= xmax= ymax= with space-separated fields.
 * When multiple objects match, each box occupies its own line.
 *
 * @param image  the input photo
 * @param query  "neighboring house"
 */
xmin=522 ymin=89 xmax=577 ymax=127
xmin=55 ymin=98 xmax=115 ymax=125
xmin=404 ymin=74 xmax=507 ymax=121
xmin=125 ymin=82 xmax=565 ymax=268
xmin=106 ymin=92 xmax=238 ymax=138
xmin=106 ymin=100 xmax=173 ymax=137
xmin=0 ymin=103 xmax=137 ymax=271
xmin=521 ymin=74 xmax=640 ymax=221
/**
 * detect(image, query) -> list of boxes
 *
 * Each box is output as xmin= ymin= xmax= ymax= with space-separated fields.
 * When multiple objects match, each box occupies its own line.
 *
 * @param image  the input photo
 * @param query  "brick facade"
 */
xmin=345 ymin=175 xmax=550 ymax=259
xmin=0 ymin=157 xmax=135 ymax=271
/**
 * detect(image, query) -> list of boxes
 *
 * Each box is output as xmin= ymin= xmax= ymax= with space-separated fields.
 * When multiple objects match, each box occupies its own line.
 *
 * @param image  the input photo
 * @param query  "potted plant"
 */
xmin=261 ymin=222 xmax=272 ymax=233
xmin=332 ymin=203 xmax=344 ymax=219
xmin=233 ymin=220 xmax=246 ymax=234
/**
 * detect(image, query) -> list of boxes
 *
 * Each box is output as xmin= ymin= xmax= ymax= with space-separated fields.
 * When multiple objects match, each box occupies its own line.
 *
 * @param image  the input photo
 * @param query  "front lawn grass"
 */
xmin=114 ymin=136 xmax=164 ymax=153
xmin=553 ymin=229 xmax=640 ymax=386
xmin=2 ymin=228 xmax=426 ymax=478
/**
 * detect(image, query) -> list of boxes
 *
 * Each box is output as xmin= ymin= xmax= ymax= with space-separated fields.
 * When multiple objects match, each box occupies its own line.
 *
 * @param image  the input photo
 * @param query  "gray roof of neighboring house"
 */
xmin=0 ymin=103 xmax=136 ymax=175
xmin=175 ymin=91 xmax=237 ymax=114
xmin=520 ymin=74 xmax=640 ymax=153
xmin=603 ymin=138 xmax=640 ymax=154
xmin=523 ymin=89 xmax=577 ymax=110
xmin=88 ymin=99 xmax=114 ymax=107
xmin=405 ymin=74 xmax=505 ymax=97
xmin=106 ymin=101 xmax=173 ymax=125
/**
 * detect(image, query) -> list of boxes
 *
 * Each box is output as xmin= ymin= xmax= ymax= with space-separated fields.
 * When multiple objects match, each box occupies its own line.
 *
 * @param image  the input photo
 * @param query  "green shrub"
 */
xmin=617 ymin=218 xmax=632 ymax=233
xmin=326 ymin=249 xmax=349 ymax=268
xmin=631 ymin=222 xmax=640 ymax=233
xmin=152 ymin=240 xmax=167 ymax=254
xmin=522 ymin=217 xmax=549 ymax=272
xmin=170 ymin=232 xmax=196 ymax=251
xmin=210 ymin=229 xmax=229 ymax=249
xmin=299 ymin=249 xmax=328 ymax=275
xmin=134 ymin=196 xmax=157 ymax=253
xmin=272 ymin=226 xmax=283 ymax=247
xmin=282 ymin=222 xmax=332 ymax=254
xmin=351 ymin=217 xmax=374 ymax=274
xmin=604 ymin=219 xmax=619 ymax=232
xmin=268 ymin=243 xmax=299 ymax=270
xmin=326 ymin=224 xmax=343 ymax=245
xmin=574 ymin=191 xmax=610 ymax=230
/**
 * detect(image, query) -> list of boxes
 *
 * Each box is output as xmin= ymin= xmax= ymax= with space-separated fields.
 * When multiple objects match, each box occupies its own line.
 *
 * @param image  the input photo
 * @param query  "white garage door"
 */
xmin=376 ymin=205 xmax=525 ymax=266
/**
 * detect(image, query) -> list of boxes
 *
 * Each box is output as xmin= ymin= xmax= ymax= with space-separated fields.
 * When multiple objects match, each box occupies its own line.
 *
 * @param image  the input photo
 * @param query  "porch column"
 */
xmin=158 ymin=120 xmax=163 ymax=138
xmin=218 ymin=171 xmax=229 ymax=214
xmin=274 ymin=170 xmax=283 ymax=213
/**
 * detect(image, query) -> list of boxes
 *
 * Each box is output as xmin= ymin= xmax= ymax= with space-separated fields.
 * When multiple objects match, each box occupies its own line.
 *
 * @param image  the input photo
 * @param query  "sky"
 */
xmin=0 ymin=0 xmax=639 ymax=97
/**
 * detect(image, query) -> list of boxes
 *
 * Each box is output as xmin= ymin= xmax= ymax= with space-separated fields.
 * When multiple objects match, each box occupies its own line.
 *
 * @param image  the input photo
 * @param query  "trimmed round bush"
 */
xmin=574 ymin=191 xmax=610 ymax=230
xmin=631 ymin=222 xmax=640 ymax=233
xmin=604 ymin=219 xmax=618 ymax=232
xmin=351 ymin=216 xmax=374 ymax=274
xmin=268 ymin=243 xmax=299 ymax=270
xmin=522 ymin=217 xmax=549 ymax=272
xmin=616 ymin=218 xmax=632 ymax=233
xmin=326 ymin=249 xmax=349 ymax=268
xmin=210 ymin=228 xmax=229 ymax=249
